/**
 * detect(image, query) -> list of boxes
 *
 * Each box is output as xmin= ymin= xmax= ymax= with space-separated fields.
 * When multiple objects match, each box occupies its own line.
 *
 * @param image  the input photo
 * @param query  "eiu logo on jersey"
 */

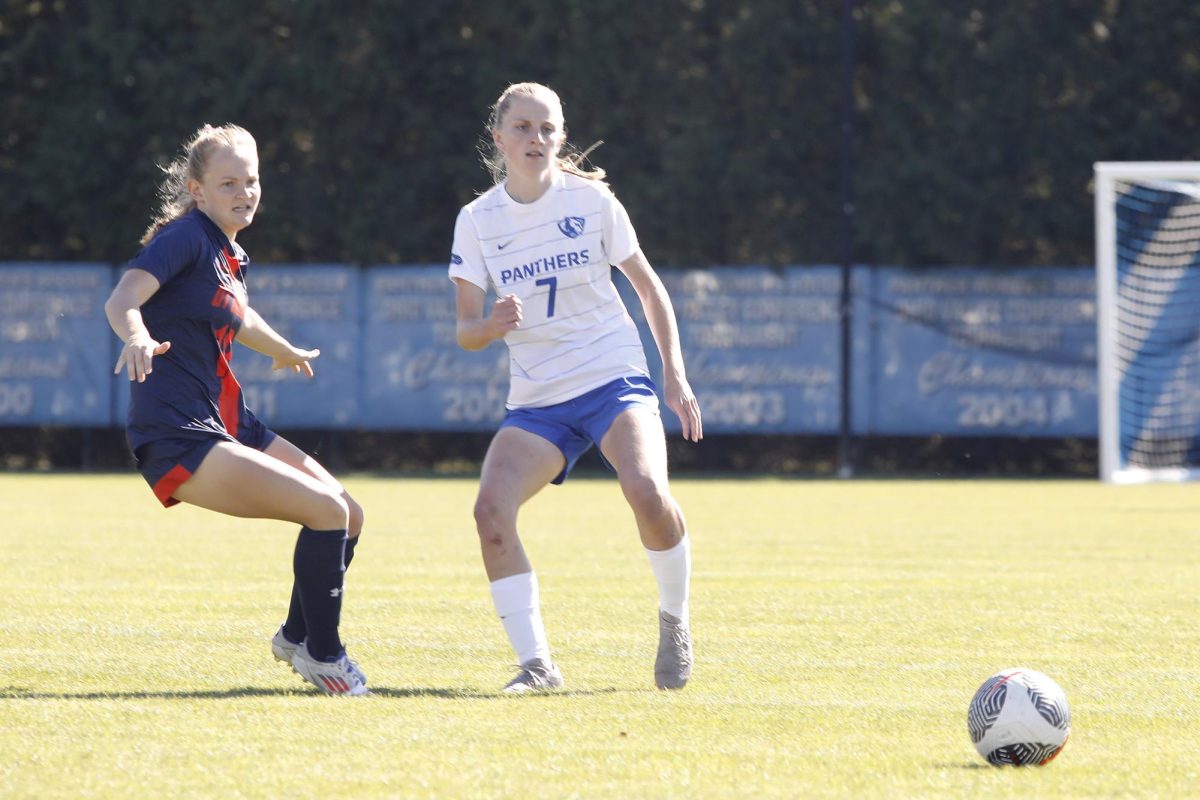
xmin=451 ymin=253 xmax=463 ymax=265
xmin=558 ymin=216 xmax=586 ymax=238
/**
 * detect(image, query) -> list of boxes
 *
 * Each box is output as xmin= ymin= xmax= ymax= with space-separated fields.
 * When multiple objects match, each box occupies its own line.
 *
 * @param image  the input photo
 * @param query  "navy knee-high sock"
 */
xmin=292 ymin=527 xmax=348 ymax=661
xmin=282 ymin=533 xmax=358 ymax=645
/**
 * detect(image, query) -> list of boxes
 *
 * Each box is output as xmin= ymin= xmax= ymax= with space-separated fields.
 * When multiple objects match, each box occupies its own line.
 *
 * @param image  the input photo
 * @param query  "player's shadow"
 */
xmin=1 ymin=685 xmax=624 ymax=701
xmin=372 ymin=686 xmax=622 ymax=699
xmin=0 ymin=686 xmax=483 ymax=700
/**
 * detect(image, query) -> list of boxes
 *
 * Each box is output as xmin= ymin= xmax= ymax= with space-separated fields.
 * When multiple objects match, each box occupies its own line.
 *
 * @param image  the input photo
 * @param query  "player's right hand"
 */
xmin=115 ymin=335 xmax=171 ymax=383
xmin=489 ymin=293 xmax=523 ymax=338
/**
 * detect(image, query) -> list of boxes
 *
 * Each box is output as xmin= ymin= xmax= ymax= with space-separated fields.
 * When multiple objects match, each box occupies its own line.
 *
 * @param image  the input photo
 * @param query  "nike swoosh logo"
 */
xmin=497 ymin=240 xmax=516 ymax=250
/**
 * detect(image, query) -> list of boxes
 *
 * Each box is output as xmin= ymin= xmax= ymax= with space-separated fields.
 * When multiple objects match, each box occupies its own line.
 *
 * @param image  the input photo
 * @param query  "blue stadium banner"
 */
xmin=620 ymin=266 xmax=843 ymax=433
xmin=0 ymin=263 xmax=114 ymax=425
xmin=851 ymin=266 xmax=1098 ymax=436
xmin=235 ymin=264 xmax=360 ymax=428
xmin=112 ymin=264 xmax=361 ymax=429
xmin=5 ymin=261 xmax=1102 ymax=438
xmin=361 ymin=265 xmax=508 ymax=430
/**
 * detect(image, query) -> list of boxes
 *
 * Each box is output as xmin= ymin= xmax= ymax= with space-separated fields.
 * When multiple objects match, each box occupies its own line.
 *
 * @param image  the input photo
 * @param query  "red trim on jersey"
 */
xmin=223 ymin=249 xmax=241 ymax=276
xmin=218 ymin=366 xmax=241 ymax=438
xmin=153 ymin=464 xmax=193 ymax=508
xmin=210 ymin=317 xmax=241 ymax=439
xmin=210 ymin=286 xmax=245 ymax=319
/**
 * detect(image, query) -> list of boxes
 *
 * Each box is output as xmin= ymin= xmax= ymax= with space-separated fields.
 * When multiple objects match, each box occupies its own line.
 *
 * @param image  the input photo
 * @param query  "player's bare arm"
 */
xmin=618 ymin=250 xmax=704 ymax=442
xmin=236 ymin=306 xmax=319 ymax=377
xmin=105 ymin=267 xmax=170 ymax=383
xmin=453 ymin=278 xmax=522 ymax=350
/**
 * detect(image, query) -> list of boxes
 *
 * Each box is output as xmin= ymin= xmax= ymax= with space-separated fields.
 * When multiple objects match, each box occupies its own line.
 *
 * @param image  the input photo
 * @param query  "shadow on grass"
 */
xmin=1 ymin=685 xmax=624 ymax=701
xmin=931 ymin=762 xmax=991 ymax=770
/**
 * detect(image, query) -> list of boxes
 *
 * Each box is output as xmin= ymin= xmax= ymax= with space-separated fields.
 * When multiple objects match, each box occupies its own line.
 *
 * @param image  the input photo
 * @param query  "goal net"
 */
xmin=1095 ymin=162 xmax=1200 ymax=483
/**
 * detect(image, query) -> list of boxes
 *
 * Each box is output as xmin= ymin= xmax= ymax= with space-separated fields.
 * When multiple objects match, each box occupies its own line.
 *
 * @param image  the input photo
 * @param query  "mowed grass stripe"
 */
xmin=1 ymin=475 xmax=1197 ymax=798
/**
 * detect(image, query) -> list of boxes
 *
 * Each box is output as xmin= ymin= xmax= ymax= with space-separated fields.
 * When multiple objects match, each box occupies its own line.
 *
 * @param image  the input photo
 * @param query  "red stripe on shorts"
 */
xmin=152 ymin=464 xmax=193 ymax=508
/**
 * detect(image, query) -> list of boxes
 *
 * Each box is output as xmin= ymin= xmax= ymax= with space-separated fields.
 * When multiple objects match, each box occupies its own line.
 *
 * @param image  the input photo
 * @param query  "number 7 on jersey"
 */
xmin=535 ymin=276 xmax=558 ymax=317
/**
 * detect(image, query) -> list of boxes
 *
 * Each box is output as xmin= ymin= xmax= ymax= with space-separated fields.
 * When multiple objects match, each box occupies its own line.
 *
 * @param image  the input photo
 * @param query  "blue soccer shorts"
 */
xmin=499 ymin=375 xmax=661 ymax=485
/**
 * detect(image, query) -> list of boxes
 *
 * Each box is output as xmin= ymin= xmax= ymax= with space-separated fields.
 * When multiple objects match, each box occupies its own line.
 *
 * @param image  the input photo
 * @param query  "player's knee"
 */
xmin=473 ymin=493 xmax=514 ymax=538
xmin=309 ymin=490 xmax=349 ymax=531
xmin=345 ymin=494 xmax=364 ymax=537
xmin=624 ymin=476 xmax=674 ymax=523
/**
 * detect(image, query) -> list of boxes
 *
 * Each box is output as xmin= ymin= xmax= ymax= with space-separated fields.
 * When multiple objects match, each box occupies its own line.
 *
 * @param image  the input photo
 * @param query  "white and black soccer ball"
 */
xmin=967 ymin=667 xmax=1071 ymax=766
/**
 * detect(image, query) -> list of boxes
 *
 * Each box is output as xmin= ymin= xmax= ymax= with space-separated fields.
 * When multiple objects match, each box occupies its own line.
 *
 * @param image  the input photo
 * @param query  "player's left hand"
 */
xmin=664 ymin=377 xmax=703 ymax=442
xmin=271 ymin=347 xmax=320 ymax=378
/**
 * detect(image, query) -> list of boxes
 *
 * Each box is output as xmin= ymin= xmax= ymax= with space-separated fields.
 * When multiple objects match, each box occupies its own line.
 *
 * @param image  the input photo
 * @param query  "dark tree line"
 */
xmin=3 ymin=0 xmax=1199 ymax=269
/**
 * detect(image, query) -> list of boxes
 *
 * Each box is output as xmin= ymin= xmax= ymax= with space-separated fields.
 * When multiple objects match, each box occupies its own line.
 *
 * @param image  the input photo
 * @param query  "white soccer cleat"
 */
xmin=502 ymin=658 xmax=564 ymax=694
xmin=291 ymin=643 xmax=369 ymax=696
xmin=270 ymin=625 xmax=300 ymax=669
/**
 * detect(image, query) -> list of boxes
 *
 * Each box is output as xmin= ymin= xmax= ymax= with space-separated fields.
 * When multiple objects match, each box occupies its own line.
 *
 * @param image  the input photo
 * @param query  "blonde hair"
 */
xmin=140 ymin=123 xmax=258 ymax=245
xmin=482 ymin=82 xmax=606 ymax=185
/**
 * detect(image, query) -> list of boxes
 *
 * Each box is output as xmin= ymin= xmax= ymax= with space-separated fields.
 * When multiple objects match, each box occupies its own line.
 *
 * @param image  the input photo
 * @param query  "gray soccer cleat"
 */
xmin=291 ymin=643 xmax=369 ymax=696
xmin=655 ymin=611 xmax=693 ymax=690
xmin=271 ymin=625 xmax=300 ymax=668
xmin=502 ymin=658 xmax=564 ymax=694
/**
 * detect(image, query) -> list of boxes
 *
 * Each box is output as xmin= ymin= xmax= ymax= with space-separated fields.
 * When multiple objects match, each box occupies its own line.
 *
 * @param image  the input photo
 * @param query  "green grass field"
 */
xmin=1 ymin=474 xmax=1197 ymax=798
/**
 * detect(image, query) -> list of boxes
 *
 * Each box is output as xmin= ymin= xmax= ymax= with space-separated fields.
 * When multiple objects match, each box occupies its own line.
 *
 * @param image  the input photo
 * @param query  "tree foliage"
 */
xmin=3 ymin=0 xmax=1199 ymax=267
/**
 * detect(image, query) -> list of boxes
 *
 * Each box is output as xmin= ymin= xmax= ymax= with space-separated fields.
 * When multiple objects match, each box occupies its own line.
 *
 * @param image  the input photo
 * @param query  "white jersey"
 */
xmin=449 ymin=170 xmax=650 ymax=408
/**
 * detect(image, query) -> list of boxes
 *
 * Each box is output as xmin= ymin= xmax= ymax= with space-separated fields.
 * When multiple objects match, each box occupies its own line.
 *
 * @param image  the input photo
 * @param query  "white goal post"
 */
xmin=1095 ymin=162 xmax=1200 ymax=483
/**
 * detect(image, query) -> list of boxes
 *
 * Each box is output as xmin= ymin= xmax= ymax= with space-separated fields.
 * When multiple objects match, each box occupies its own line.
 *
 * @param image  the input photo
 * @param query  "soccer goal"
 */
xmin=1095 ymin=162 xmax=1200 ymax=483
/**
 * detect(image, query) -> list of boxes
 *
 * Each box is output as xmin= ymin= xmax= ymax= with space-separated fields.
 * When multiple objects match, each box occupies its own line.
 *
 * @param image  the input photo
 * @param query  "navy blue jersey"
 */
xmin=125 ymin=208 xmax=257 ymax=451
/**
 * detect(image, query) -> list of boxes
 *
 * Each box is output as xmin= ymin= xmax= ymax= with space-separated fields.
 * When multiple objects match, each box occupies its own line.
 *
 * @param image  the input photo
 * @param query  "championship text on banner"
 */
xmin=851 ymin=266 xmax=1097 ymax=436
xmin=0 ymin=263 xmax=114 ymax=425
xmin=361 ymin=266 xmax=508 ymax=430
xmin=235 ymin=264 xmax=360 ymax=428
xmin=619 ymin=266 xmax=843 ymax=433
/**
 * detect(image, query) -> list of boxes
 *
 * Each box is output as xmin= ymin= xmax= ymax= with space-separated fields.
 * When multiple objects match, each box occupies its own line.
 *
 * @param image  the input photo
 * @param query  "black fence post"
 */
xmin=837 ymin=0 xmax=857 ymax=478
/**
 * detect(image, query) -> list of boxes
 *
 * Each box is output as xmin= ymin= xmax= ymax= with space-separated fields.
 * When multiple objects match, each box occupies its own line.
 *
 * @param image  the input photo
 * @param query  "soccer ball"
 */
xmin=967 ymin=667 xmax=1071 ymax=766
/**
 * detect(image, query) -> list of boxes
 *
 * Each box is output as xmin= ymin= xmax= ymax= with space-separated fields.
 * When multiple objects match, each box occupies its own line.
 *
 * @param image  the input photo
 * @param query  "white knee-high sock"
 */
xmin=489 ymin=571 xmax=552 ymax=665
xmin=645 ymin=535 xmax=691 ymax=624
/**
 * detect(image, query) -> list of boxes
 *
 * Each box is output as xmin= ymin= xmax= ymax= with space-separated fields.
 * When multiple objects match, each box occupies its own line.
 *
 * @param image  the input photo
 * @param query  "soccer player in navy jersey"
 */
xmin=449 ymin=83 xmax=703 ymax=692
xmin=104 ymin=124 xmax=367 ymax=695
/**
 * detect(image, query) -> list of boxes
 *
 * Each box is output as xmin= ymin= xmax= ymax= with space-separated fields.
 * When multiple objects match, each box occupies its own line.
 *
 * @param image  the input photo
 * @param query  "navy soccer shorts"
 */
xmin=134 ymin=417 xmax=277 ymax=507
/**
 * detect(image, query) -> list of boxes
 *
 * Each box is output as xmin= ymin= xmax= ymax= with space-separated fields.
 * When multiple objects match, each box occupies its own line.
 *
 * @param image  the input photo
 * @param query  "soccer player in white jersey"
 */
xmin=448 ymin=82 xmax=703 ymax=693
